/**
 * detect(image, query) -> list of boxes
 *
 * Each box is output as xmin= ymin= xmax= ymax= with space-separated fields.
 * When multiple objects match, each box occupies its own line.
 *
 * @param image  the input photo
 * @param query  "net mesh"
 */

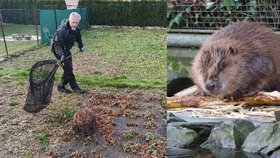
xmin=24 ymin=60 xmax=58 ymax=113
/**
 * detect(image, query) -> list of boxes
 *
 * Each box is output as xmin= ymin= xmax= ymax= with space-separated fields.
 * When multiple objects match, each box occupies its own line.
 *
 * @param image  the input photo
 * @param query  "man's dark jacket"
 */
xmin=52 ymin=20 xmax=83 ymax=56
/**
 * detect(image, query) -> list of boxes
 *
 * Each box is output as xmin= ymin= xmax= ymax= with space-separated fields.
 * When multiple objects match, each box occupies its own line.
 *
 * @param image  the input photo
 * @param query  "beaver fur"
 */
xmin=191 ymin=22 xmax=280 ymax=99
xmin=73 ymin=108 xmax=97 ymax=136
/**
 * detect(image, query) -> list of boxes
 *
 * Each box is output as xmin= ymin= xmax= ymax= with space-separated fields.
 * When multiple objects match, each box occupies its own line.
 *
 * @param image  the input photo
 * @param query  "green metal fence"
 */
xmin=40 ymin=7 xmax=88 ymax=45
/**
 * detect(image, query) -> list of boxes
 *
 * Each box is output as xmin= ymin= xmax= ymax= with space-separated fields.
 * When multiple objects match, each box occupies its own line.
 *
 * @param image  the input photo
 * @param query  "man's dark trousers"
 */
xmin=54 ymin=52 xmax=78 ymax=89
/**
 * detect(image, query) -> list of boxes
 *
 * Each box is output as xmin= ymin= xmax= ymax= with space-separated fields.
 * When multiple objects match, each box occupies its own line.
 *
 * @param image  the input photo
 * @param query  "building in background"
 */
xmin=65 ymin=0 xmax=79 ymax=9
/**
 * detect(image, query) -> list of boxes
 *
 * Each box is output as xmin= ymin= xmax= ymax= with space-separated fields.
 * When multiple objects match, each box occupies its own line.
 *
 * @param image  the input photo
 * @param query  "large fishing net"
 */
xmin=24 ymin=60 xmax=59 ymax=113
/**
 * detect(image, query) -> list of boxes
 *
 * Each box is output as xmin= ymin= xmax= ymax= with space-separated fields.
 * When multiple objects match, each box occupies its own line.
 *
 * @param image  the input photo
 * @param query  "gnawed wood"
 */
xmin=168 ymin=87 xmax=280 ymax=109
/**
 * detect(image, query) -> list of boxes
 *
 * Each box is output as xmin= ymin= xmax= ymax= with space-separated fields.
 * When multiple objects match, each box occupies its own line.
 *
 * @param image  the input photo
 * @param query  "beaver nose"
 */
xmin=206 ymin=83 xmax=216 ymax=91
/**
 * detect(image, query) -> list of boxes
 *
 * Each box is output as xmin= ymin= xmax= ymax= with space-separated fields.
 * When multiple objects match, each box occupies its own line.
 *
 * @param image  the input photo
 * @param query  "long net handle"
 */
xmin=57 ymin=51 xmax=81 ymax=65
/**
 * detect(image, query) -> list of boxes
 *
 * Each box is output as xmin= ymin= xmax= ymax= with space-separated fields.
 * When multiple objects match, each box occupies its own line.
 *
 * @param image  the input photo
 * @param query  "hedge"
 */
xmin=0 ymin=0 xmax=66 ymax=9
xmin=1 ymin=9 xmax=36 ymax=25
xmin=0 ymin=0 xmax=166 ymax=27
xmin=0 ymin=0 xmax=67 ymax=24
xmin=91 ymin=0 xmax=166 ymax=26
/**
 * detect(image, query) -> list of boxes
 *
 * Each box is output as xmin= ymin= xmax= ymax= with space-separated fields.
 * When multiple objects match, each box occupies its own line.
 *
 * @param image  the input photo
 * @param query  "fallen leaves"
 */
xmin=70 ymin=89 xmax=166 ymax=157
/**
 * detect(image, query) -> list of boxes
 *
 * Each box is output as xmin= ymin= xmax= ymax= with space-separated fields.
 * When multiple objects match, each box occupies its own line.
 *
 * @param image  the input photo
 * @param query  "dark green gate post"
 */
xmin=40 ymin=10 xmax=56 ymax=45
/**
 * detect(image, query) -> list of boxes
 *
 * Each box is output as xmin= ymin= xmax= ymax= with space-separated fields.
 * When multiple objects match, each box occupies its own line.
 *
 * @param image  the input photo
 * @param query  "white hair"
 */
xmin=69 ymin=12 xmax=81 ymax=21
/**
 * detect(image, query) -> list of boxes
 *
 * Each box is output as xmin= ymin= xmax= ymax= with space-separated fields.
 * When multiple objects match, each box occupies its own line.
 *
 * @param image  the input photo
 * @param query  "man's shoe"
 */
xmin=57 ymin=86 xmax=72 ymax=93
xmin=73 ymin=87 xmax=86 ymax=94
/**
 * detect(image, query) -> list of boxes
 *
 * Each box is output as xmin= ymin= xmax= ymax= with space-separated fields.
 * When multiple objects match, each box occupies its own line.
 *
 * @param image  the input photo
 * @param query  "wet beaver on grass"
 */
xmin=191 ymin=22 xmax=280 ymax=99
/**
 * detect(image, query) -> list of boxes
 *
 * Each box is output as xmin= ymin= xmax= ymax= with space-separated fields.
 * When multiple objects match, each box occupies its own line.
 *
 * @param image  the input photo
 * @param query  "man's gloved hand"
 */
xmin=60 ymin=55 xmax=65 ymax=61
xmin=79 ymin=47 xmax=85 ymax=52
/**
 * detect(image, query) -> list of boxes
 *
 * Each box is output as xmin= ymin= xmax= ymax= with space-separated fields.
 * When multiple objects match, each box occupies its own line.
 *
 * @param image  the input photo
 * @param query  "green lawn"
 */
xmin=83 ymin=28 xmax=166 ymax=81
xmin=2 ymin=23 xmax=39 ymax=35
xmin=0 ymin=27 xmax=167 ymax=89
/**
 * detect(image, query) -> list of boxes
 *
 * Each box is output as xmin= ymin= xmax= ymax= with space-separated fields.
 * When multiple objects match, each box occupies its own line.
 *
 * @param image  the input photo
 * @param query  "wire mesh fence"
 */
xmin=167 ymin=0 xmax=280 ymax=31
xmin=0 ymin=9 xmax=40 ymax=57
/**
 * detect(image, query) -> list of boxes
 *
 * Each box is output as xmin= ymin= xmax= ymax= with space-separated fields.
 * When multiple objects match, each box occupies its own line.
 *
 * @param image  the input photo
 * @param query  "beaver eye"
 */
xmin=219 ymin=64 xmax=224 ymax=71
xmin=218 ymin=62 xmax=225 ymax=71
xmin=211 ymin=74 xmax=218 ymax=81
xmin=213 ymin=76 xmax=218 ymax=81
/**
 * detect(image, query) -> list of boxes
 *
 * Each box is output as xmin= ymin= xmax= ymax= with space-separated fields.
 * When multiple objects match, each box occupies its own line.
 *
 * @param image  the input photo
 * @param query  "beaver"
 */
xmin=191 ymin=22 xmax=280 ymax=99
xmin=73 ymin=107 xmax=108 ymax=145
xmin=73 ymin=107 xmax=97 ymax=136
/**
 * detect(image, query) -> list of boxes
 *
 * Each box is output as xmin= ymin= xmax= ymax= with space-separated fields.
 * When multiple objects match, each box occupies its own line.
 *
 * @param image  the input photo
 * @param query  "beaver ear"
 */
xmin=229 ymin=47 xmax=237 ymax=55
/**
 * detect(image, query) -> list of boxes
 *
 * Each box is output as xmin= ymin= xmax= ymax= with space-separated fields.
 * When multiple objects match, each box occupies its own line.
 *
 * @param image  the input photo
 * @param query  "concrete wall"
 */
xmin=167 ymin=33 xmax=210 ymax=48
